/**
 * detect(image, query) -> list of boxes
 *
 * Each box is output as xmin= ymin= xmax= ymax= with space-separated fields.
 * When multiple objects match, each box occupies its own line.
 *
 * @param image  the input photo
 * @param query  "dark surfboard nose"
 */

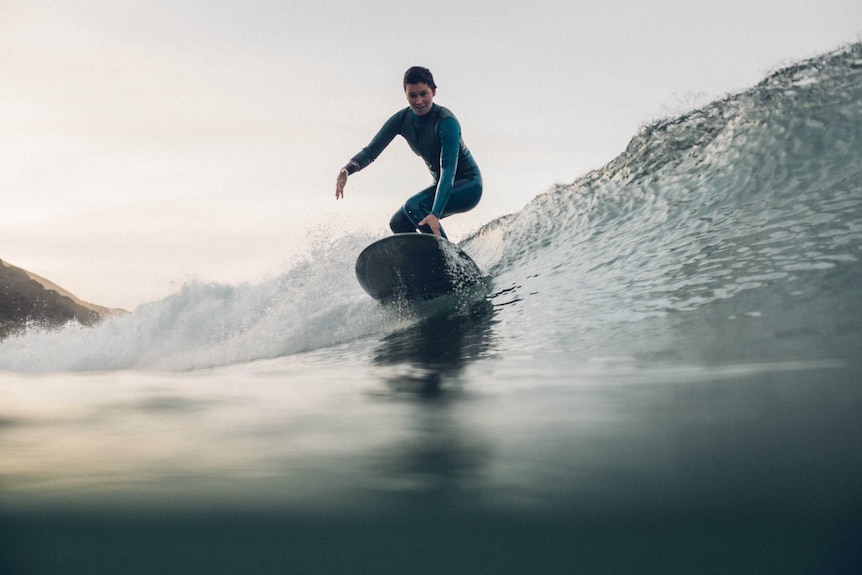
xmin=356 ymin=234 xmax=483 ymax=303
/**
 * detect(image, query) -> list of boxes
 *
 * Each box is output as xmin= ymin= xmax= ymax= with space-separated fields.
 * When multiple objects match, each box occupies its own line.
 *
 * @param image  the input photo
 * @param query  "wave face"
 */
xmin=2 ymin=44 xmax=861 ymax=372
xmin=462 ymin=43 xmax=862 ymax=357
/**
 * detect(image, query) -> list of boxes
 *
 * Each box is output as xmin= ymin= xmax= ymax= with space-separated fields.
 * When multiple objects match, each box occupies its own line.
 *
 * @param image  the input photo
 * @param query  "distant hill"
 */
xmin=0 ymin=259 xmax=122 ymax=339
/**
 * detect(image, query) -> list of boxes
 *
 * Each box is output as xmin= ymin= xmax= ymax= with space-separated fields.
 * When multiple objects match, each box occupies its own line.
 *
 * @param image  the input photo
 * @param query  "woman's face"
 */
xmin=405 ymin=82 xmax=435 ymax=116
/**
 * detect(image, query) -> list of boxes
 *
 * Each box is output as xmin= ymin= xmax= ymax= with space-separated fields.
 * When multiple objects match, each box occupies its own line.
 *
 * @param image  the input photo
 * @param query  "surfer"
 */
xmin=335 ymin=66 xmax=482 ymax=239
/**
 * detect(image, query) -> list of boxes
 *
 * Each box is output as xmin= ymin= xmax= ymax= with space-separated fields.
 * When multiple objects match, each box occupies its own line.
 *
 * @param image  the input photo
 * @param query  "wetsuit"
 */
xmin=343 ymin=104 xmax=482 ymax=239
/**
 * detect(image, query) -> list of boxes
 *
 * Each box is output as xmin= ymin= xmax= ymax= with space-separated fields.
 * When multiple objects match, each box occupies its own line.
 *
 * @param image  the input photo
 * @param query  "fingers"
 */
xmin=335 ymin=169 xmax=347 ymax=199
xmin=418 ymin=214 xmax=442 ymax=236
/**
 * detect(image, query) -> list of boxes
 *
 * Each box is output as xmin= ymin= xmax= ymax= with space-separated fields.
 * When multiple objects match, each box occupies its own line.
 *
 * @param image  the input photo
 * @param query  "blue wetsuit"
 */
xmin=344 ymin=104 xmax=482 ymax=239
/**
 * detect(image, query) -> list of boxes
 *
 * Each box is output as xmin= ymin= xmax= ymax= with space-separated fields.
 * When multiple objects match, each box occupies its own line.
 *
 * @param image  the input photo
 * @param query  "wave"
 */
xmin=463 ymin=42 xmax=862 ymax=321
xmin=0 ymin=233 xmax=404 ymax=371
xmin=2 ymin=43 xmax=860 ymax=372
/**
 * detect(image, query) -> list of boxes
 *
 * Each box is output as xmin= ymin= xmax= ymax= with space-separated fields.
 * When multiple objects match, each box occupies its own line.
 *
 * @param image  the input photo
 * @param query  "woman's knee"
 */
xmin=441 ymin=180 xmax=483 ymax=217
xmin=389 ymin=208 xmax=415 ymax=233
xmin=403 ymin=192 xmax=433 ymax=218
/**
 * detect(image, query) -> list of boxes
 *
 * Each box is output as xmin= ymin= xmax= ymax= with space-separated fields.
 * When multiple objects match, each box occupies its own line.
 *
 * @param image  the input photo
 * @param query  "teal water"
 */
xmin=1 ymin=44 xmax=861 ymax=573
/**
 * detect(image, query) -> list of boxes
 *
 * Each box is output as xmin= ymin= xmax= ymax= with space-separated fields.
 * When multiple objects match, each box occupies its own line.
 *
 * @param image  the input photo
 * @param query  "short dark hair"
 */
xmin=403 ymin=66 xmax=436 ymax=91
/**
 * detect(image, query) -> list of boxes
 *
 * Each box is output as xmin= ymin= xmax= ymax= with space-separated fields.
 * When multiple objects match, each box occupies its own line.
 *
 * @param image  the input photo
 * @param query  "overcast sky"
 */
xmin=2 ymin=0 xmax=860 ymax=309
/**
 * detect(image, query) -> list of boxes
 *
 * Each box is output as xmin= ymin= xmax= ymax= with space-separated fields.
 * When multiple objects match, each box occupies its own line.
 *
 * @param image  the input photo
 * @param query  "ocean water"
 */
xmin=2 ymin=44 xmax=861 ymax=573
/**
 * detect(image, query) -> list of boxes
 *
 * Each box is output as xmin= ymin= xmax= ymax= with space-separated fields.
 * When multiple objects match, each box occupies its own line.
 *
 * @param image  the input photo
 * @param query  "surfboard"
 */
xmin=355 ymin=234 xmax=484 ymax=303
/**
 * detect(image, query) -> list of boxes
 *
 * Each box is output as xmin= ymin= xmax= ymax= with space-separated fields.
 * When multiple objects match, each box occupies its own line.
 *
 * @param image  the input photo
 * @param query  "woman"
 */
xmin=335 ymin=66 xmax=482 ymax=239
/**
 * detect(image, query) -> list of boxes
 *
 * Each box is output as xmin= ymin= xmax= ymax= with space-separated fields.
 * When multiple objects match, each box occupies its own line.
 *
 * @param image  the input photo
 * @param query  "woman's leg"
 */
xmin=391 ymin=177 xmax=483 ymax=239
xmin=398 ymin=184 xmax=439 ymax=234
xmin=389 ymin=206 xmax=419 ymax=234
xmin=437 ymin=177 xmax=483 ymax=218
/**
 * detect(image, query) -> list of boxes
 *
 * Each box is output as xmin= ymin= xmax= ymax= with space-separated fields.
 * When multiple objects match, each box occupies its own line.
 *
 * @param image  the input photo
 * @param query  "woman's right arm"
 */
xmin=334 ymin=111 xmax=403 ymax=199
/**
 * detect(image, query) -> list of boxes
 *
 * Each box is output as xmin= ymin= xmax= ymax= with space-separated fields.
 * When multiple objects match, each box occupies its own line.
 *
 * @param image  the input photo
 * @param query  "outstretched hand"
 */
xmin=418 ymin=214 xmax=442 ymax=236
xmin=335 ymin=168 xmax=348 ymax=199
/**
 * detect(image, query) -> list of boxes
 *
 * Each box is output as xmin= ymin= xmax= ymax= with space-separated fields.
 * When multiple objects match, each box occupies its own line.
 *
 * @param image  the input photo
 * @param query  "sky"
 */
xmin=2 ymin=0 xmax=860 ymax=310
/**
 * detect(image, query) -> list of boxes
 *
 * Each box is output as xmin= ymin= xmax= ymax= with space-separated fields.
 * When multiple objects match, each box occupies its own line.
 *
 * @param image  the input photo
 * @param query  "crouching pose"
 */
xmin=335 ymin=66 xmax=482 ymax=239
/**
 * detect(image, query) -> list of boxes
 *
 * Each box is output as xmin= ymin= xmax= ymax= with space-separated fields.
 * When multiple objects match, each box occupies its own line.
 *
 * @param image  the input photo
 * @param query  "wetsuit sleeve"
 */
xmin=344 ymin=111 xmax=403 ymax=175
xmin=430 ymin=117 xmax=460 ymax=217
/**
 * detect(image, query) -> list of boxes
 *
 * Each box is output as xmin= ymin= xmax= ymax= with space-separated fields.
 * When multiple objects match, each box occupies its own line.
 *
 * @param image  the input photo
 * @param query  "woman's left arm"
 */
xmin=429 ymin=117 xmax=460 ymax=218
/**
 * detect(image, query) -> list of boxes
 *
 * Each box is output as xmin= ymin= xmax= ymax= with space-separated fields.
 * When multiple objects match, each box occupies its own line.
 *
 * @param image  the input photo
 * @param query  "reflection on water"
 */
xmin=3 ymin=358 xmax=859 ymax=574
xmin=2 ymin=296 xmax=861 ymax=573
xmin=372 ymin=298 xmax=496 ymax=399
xmin=368 ymin=299 xmax=496 ymax=495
